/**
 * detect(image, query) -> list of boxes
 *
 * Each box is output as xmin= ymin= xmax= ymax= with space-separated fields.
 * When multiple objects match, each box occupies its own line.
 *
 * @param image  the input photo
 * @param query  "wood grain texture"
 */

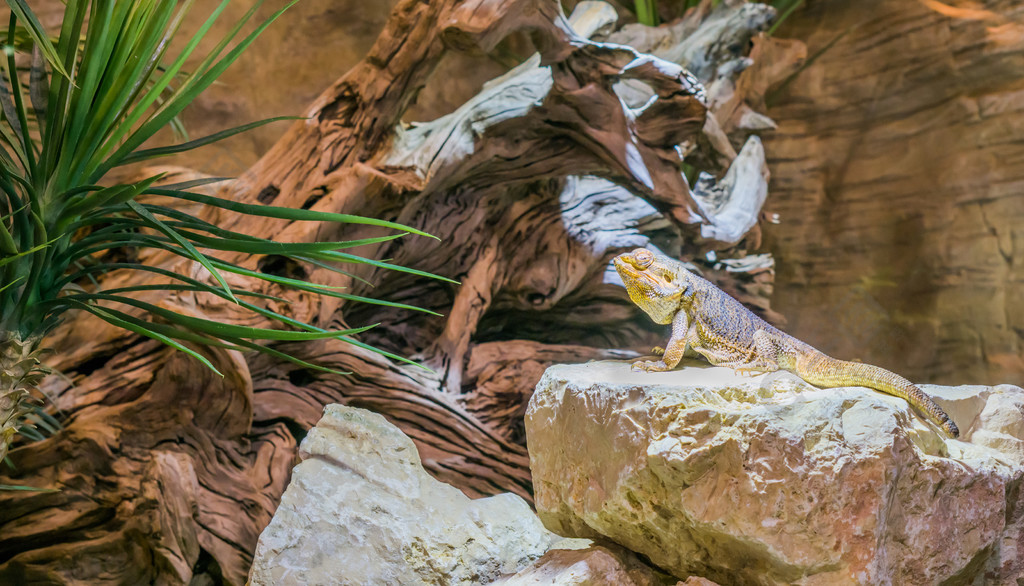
xmin=763 ymin=0 xmax=1024 ymax=385
xmin=0 ymin=1 xmax=796 ymax=583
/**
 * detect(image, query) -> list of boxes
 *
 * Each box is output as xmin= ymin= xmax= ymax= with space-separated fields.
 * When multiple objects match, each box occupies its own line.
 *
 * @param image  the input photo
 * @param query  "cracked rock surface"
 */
xmin=250 ymin=405 xmax=559 ymax=585
xmin=526 ymin=360 xmax=1024 ymax=585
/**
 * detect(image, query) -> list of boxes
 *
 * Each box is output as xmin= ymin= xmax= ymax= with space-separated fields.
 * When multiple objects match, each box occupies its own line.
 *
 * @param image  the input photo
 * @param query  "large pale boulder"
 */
xmin=250 ymin=404 xmax=559 ymax=585
xmin=526 ymin=360 xmax=1024 ymax=585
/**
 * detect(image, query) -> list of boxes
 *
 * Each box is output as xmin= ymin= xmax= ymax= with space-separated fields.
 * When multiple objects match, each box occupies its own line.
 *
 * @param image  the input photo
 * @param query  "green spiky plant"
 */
xmin=635 ymin=0 xmax=659 ymax=26
xmin=0 ymin=0 xmax=446 ymax=465
xmin=633 ymin=0 xmax=806 ymax=28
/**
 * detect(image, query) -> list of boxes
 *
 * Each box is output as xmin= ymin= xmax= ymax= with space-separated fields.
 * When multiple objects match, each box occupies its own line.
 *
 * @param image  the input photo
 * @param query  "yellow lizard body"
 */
xmin=613 ymin=248 xmax=959 ymax=438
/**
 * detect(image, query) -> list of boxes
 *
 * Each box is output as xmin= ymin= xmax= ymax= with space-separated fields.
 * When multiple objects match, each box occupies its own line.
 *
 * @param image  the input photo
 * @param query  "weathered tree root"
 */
xmin=0 ymin=1 xmax=803 ymax=583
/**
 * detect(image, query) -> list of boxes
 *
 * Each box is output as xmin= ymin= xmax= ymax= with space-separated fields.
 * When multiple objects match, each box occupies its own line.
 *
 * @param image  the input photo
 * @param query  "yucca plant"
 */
xmin=0 ymin=0 xmax=446 ymax=464
xmin=634 ymin=0 xmax=806 ymax=29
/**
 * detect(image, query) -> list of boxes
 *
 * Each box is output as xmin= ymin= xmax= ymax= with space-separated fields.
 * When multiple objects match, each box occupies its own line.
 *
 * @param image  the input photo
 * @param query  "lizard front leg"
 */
xmin=634 ymin=309 xmax=691 ymax=372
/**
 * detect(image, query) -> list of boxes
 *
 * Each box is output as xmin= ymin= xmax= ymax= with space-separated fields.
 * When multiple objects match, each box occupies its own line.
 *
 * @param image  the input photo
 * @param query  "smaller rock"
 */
xmin=928 ymin=383 xmax=1024 ymax=465
xmin=250 ymin=404 xmax=559 ymax=585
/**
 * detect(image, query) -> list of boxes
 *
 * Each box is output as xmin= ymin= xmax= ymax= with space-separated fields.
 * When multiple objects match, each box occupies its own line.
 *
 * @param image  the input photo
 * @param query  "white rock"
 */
xmin=250 ymin=404 xmax=559 ymax=585
xmin=526 ymin=360 xmax=1024 ymax=585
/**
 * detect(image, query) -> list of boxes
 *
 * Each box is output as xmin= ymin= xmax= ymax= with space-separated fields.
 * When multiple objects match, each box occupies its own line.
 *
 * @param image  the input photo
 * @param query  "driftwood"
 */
xmin=0 ymin=0 xmax=802 ymax=583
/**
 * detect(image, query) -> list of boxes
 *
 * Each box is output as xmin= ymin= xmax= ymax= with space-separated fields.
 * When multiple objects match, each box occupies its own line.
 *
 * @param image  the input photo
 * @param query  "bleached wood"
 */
xmin=0 ymin=1 xmax=801 ymax=583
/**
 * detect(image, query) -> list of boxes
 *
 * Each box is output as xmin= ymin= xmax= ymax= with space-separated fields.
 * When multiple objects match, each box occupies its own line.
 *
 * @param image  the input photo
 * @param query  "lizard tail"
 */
xmin=794 ymin=352 xmax=959 ymax=438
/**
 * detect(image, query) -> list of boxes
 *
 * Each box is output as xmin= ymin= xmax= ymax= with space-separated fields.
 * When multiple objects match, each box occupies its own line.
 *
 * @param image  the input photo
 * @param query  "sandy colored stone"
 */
xmin=250 ymin=404 xmax=558 ymax=585
xmin=526 ymin=361 xmax=1024 ymax=585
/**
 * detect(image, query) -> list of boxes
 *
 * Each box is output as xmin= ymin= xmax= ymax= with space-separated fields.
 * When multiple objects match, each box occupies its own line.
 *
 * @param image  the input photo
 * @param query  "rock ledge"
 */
xmin=526 ymin=360 xmax=1024 ymax=585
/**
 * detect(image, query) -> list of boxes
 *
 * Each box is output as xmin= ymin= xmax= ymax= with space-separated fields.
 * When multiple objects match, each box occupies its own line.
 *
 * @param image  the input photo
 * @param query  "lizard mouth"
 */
xmin=612 ymin=255 xmax=639 ymax=277
xmin=613 ymin=255 xmax=658 ymax=291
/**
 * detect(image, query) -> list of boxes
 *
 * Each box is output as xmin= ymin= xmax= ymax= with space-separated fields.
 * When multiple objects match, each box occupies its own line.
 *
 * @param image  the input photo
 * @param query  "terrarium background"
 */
xmin=26 ymin=0 xmax=1024 ymax=386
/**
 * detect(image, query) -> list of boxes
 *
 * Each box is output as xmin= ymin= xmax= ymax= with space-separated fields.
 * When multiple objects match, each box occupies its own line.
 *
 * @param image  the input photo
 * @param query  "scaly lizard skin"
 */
xmin=613 ymin=248 xmax=959 ymax=438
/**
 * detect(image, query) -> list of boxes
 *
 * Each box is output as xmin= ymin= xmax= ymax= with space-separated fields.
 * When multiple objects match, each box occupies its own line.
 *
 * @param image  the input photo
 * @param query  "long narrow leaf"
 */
xmin=59 ymin=0 xmax=121 ymax=164
xmin=65 ymin=292 xmax=378 ymax=341
xmin=1 ymin=51 xmax=36 ymax=172
xmin=69 ymin=299 xmax=222 ymax=375
xmin=125 ymin=199 xmax=237 ymax=302
xmin=4 ymin=0 xmax=69 ymax=78
xmin=315 ymin=250 xmax=459 ymax=284
xmin=148 ymin=188 xmax=440 ymax=240
xmin=94 ymin=0 xmax=234 ymax=164
xmin=16 ymin=425 xmax=45 ymax=442
xmin=208 ymin=259 xmax=441 ymax=315
xmin=145 ymin=220 xmax=410 ymax=254
xmin=0 ymin=275 xmax=24 ymax=295
xmin=0 ymin=110 xmax=29 ymax=169
xmin=231 ymin=337 xmax=353 ymax=375
xmin=66 ymin=204 xmax=411 ymax=255
xmin=89 ymin=284 xmax=282 ymax=301
xmin=58 ymin=185 xmax=131 ymax=223
xmin=93 ymin=0 xmax=291 ymax=179
xmin=65 ymin=211 xmax=411 ymax=258
xmin=159 ymin=176 xmax=231 ymax=191
xmin=70 ymin=300 xmax=247 ymax=353
xmin=0 ymin=15 xmax=36 ymax=175
xmin=0 ymin=237 xmax=53 ymax=269
xmin=340 ymin=334 xmax=433 ymax=371
xmin=68 ymin=285 xmax=317 ymax=340
xmin=67 ymin=1 xmax=183 ymax=183
xmin=291 ymin=254 xmax=374 ymax=287
xmin=38 ymin=0 xmax=85 ymax=177
xmin=634 ymin=0 xmax=659 ymax=26
xmin=24 ymin=412 xmax=59 ymax=435
xmin=0 ymin=484 xmax=60 ymax=492
xmin=118 ymin=116 xmax=301 ymax=166
xmin=0 ymin=212 xmax=18 ymax=254
xmin=0 ymin=63 xmax=23 ymax=139
xmin=64 ymin=303 xmax=351 ymax=377
xmin=60 ymin=230 xmax=455 ymax=309
xmin=56 ymin=262 xmax=285 ymax=303
xmin=769 ymin=0 xmax=804 ymax=35
xmin=58 ymin=175 xmax=163 ymax=224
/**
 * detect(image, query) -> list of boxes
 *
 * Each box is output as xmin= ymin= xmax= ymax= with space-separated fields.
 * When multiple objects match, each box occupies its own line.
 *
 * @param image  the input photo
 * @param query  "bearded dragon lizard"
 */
xmin=613 ymin=248 xmax=959 ymax=438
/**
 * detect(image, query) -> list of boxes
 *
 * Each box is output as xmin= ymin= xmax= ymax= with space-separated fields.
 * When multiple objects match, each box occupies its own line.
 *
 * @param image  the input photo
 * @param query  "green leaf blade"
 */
xmin=5 ymin=0 xmax=69 ymax=78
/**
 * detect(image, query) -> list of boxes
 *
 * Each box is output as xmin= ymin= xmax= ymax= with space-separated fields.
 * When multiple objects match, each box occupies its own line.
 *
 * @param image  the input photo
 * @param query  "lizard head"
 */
xmin=613 ymin=248 xmax=690 ymax=325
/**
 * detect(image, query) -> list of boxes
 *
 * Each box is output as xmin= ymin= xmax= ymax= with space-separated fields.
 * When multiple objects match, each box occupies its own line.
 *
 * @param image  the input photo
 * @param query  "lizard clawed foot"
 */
xmin=733 ymin=367 xmax=763 ymax=377
xmin=650 ymin=346 xmax=665 ymax=356
xmin=632 ymin=359 xmax=673 ymax=372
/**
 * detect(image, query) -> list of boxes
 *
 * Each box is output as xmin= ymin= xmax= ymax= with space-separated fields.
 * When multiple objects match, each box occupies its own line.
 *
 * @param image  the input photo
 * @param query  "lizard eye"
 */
xmin=632 ymin=249 xmax=653 ymax=269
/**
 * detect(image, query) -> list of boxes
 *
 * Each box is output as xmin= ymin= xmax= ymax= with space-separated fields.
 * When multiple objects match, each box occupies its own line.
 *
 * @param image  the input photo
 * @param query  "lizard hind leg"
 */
xmin=723 ymin=359 xmax=774 ymax=377
xmin=750 ymin=329 xmax=790 ymax=371
xmin=694 ymin=346 xmax=774 ymax=376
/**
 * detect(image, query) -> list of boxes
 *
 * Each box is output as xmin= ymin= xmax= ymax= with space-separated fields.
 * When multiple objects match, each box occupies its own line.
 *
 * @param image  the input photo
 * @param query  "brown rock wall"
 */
xmin=763 ymin=0 xmax=1024 ymax=384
